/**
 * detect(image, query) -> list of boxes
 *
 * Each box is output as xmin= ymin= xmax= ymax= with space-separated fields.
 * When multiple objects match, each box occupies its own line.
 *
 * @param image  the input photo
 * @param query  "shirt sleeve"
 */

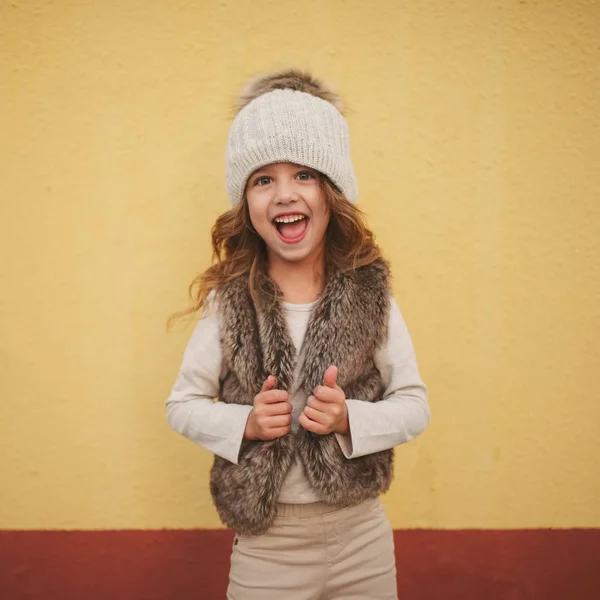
xmin=334 ymin=296 xmax=430 ymax=459
xmin=165 ymin=305 xmax=252 ymax=465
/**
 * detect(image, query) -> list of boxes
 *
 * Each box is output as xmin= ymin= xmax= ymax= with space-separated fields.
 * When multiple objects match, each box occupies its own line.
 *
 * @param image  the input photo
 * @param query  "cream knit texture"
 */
xmin=225 ymin=89 xmax=358 ymax=206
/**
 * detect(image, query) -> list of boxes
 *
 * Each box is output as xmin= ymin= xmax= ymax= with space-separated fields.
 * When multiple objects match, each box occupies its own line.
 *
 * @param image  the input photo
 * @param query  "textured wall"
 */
xmin=1 ymin=0 xmax=599 ymax=535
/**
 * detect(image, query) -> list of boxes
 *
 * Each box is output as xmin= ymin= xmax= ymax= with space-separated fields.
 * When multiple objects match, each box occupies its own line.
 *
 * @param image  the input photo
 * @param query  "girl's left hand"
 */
xmin=299 ymin=365 xmax=350 ymax=435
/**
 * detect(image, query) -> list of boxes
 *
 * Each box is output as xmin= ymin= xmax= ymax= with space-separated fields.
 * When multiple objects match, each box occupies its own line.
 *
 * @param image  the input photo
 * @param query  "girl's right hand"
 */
xmin=243 ymin=375 xmax=292 ymax=440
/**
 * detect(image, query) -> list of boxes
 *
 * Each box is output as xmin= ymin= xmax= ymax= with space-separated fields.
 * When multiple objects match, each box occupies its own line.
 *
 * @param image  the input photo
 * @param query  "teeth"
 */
xmin=274 ymin=215 xmax=306 ymax=224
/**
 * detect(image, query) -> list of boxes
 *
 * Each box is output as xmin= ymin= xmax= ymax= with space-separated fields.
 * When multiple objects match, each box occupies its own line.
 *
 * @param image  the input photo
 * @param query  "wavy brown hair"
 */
xmin=166 ymin=174 xmax=382 ymax=330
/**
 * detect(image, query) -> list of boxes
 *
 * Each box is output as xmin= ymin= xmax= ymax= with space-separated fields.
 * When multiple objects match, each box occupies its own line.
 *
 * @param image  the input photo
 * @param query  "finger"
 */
xmin=255 ymin=412 xmax=290 ymax=429
xmin=264 ymin=401 xmax=293 ymax=416
xmin=302 ymin=405 xmax=331 ymax=426
xmin=265 ymin=425 xmax=291 ymax=440
xmin=299 ymin=412 xmax=328 ymax=435
xmin=306 ymin=395 xmax=329 ymax=412
xmin=260 ymin=375 xmax=276 ymax=392
xmin=313 ymin=386 xmax=344 ymax=404
xmin=323 ymin=365 xmax=338 ymax=389
xmin=261 ymin=414 xmax=292 ymax=429
xmin=259 ymin=390 xmax=290 ymax=404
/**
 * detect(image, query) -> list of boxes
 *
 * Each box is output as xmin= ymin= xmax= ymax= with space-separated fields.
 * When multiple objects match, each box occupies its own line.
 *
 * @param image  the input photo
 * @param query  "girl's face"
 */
xmin=245 ymin=162 xmax=330 ymax=268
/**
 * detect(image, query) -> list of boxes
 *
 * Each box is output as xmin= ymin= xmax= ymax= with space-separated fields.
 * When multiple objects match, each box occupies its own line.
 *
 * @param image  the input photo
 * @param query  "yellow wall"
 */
xmin=1 ymin=0 xmax=599 ymax=530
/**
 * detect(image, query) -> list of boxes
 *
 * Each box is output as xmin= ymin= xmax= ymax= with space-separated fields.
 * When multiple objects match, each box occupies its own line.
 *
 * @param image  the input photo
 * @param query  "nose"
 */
xmin=274 ymin=179 xmax=299 ymax=204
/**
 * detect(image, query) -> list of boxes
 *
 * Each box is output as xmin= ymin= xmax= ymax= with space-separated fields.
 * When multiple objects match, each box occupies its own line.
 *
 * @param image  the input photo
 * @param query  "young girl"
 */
xmin=166 ymin=69 xmax=430 ymax=600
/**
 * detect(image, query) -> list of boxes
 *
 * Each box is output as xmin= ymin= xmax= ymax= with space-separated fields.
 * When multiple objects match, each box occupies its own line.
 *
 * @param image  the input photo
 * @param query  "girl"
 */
xmin=166 ymin=69 xmax=430 ymax=600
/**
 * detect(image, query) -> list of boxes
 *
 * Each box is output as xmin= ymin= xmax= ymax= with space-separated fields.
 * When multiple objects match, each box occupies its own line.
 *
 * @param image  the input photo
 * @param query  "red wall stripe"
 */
xmin=1 ymin=529 xmax=599 ymax=599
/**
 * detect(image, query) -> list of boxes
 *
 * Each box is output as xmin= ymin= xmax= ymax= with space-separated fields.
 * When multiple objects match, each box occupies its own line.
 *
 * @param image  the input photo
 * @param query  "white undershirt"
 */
xmin=166 ymin=296 xmax=429 ymax=503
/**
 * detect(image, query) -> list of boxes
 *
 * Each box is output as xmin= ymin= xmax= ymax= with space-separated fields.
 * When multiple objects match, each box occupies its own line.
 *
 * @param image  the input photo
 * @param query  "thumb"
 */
xmin=323 ymin=365 xmax=338 ymax=389
xmin=261 ymin=375 xmax=277 ymax=392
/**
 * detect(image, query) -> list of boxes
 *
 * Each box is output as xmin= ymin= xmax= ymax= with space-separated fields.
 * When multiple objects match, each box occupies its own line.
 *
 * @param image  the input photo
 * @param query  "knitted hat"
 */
xmin=225 ymin=69 xmax=358 ymax=207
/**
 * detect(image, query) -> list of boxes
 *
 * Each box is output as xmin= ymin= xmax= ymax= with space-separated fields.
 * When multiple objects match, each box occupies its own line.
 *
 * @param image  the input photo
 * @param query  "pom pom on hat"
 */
xmin=234 ymin=68 xmax=345 ymax=114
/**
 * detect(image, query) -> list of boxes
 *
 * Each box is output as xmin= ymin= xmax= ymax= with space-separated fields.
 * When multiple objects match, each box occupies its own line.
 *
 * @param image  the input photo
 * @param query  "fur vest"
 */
xmin=209 ymin=258 xmax=394 ymax=536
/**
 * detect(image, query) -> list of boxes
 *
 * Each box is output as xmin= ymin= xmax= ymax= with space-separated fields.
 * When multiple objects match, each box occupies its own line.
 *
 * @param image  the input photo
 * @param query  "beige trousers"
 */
xmin=227 ymin=497 xmax=397 ymax=600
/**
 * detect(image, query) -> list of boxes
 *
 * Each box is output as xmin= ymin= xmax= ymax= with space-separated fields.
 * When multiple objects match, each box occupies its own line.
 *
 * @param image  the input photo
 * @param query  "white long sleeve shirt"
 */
xmin=166 ymin=296 xmax=429 ymax=503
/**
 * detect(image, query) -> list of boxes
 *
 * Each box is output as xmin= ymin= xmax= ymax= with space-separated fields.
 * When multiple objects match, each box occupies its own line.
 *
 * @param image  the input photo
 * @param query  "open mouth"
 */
xmin=273 ymin=214 xmax=309 ymax=244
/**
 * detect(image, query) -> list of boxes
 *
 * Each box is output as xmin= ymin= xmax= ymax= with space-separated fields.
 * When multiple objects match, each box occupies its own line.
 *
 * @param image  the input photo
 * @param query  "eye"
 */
xmin=296 ymin=171 xmax=316 ymax=181
xmin=254 ymin=176 xmax=272 ymax=186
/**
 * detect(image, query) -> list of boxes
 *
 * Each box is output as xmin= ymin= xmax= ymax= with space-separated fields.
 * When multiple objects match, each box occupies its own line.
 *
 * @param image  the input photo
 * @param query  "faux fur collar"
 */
xmin=218 ymin=258 xmax=390 ymax=397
